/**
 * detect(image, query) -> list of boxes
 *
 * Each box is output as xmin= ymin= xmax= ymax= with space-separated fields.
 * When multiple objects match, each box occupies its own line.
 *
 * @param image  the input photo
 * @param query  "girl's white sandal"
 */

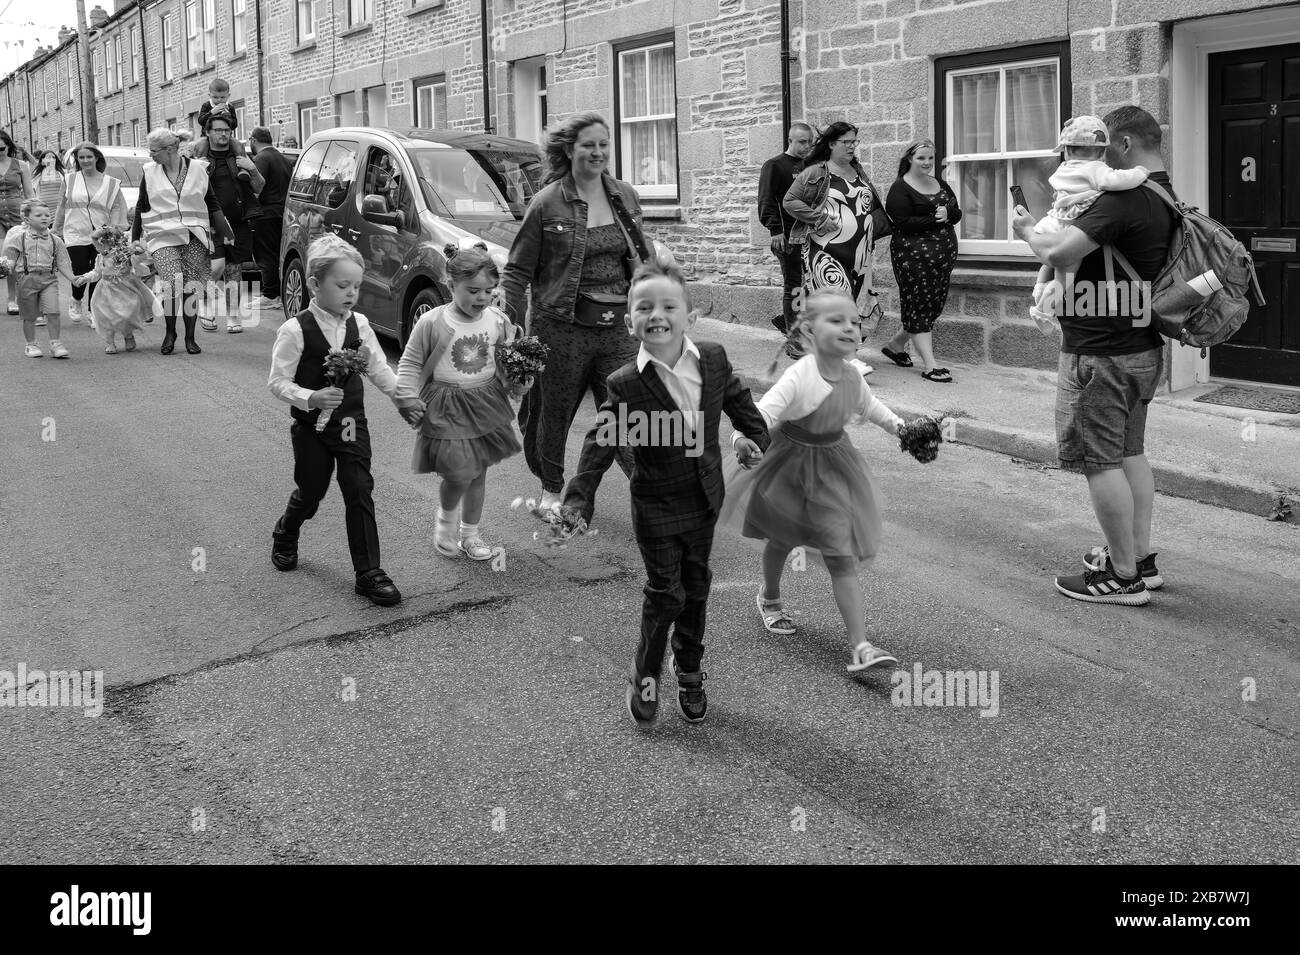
xmin=848 ymin=642 xmax=898 ymax=672
xmin=756 ymin=589 xmax=796 ymax=635
xmin=459 ymin=536 xmax=493 ymax=561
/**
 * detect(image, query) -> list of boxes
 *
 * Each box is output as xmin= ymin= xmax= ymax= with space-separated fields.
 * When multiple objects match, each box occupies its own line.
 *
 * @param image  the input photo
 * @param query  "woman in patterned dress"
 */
xmin=783 ymin=122 xmax=886 ymax=375
xmin=879 ymin=140 xmax=962 ymax=383
xmin=0 ymin=131 xmax=35 ymax=315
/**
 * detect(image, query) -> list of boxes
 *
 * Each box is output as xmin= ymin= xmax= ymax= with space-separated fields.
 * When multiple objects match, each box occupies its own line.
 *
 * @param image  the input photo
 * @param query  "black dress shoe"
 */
xmin=355 ymin=569 xmax=401 ymax=606
xmin=160 ymin=333 xmax=176 ymax=355
xmin=185 ymin=338 xmax=202 ymax=354
xmin=271 ymin=518 xmax=298 ymax=571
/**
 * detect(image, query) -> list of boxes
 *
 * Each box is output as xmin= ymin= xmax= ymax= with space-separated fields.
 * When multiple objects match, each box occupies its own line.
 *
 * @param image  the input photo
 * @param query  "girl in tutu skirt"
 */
xmin=395 ymin=243 xmax=528 ymax=560
xmin=82 ymin=228 xmax=161 ymax=353
xmin=721 ymin=289 xmax=905 ymax=671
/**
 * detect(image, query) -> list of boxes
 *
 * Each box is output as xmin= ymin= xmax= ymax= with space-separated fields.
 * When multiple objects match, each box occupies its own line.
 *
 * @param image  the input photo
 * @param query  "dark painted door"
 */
xmin=1209 ymin=44 xmax=1300 ymax=387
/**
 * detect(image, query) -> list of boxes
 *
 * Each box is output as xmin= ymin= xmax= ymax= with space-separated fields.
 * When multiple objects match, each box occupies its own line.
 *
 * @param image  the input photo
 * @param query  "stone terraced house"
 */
xmin=2 ymin=0 xmax=1297 ymax=389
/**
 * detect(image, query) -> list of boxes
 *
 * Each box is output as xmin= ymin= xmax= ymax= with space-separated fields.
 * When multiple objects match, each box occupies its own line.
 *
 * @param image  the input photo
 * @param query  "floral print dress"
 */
xmin=803 ymin=172 xmax=875 ymax=300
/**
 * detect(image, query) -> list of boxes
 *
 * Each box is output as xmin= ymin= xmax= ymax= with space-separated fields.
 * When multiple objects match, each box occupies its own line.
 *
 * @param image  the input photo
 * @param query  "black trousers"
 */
xmin=279 ymin=420 xmax=381 ymax=576
xmin=633 ymin=521 xmax=715 ymax=678
xmin=250 ymin=214 xmax=283 ymax=298
xmin=68 ymin=244 xmax=98 ymax=304
xmin=774 ymin=244 xmax=803 ymax=328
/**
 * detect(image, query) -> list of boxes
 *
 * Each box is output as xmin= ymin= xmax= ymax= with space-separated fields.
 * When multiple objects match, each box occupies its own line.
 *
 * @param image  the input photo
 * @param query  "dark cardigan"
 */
xmin=884 ymin=177 xmax=963 ymax=235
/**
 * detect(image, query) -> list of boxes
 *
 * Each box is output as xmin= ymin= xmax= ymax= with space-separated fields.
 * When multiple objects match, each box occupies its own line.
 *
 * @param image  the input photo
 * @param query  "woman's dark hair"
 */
xmin=896 ymin=139 xmax=936 ymax=179
xmin=805 ymin=121 xmax=858 ymax=167
xmin=0 ymin=130 xmax=18 ymax=157
xmin=443 ymin=242 xmax=500 ymax=284
xmin=36 ymin=150 xmax=64 ymax=174
xmin=543 ymin=112 xmax=609 ymax=185
xmin=71 ymin=142 xmax=107 ymax=173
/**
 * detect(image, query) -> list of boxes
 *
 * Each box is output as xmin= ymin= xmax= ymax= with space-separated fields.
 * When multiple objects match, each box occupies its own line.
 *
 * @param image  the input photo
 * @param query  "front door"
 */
xmin=1209 ymin=44 xmax=1300 ymax=386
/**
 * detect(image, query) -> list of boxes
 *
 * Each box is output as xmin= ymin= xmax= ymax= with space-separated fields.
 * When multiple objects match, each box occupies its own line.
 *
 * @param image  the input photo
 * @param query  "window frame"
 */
xmin=67 ymin=53 xmax=76 ymax=101
xmin=232 ymin=0 xmax=247 ymax=55
xmin=92 ymin=48 xmax=103 ymax=98
xmin=202 ymin=0 xmax=216 ymax=62
xmin=297 ymin=0 xmax=316 ymax=44
xmin=612 ymin=35 xmax=679 ymax=202
xmin=298 ymin=101 xmax=317 ymax=143
xmin=130 ymin=25 xmax=141 ymax=83
xmin=934 ymin=42 xmax=1070 ymax=259
xmin=185 ymin=2 xmax=203 ymax=71
xmin=348 ymin=0 xmax=373 ymax=27
xmin=413 ymin=75 xmax=448 ymax=128
xmin=161 ymin=15 xmax=176 ymax=81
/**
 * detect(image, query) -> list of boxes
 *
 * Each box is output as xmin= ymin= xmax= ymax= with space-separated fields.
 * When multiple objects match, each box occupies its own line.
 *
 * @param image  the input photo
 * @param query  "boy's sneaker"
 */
xmin=49 ymin=340 xmax=70 ymax=359
xmin=1054 ymin=567 xmax=1150 ymax=605
xmin=1082 ymin=545 xmax=1163 ymax=589
xmin=24 ymin=343 xmax=43 ymax=358
xmin=625 ymin=670 xmax=660 ymax=728
xmin=69 ymin=301 xmax=82 ymax=324
xmin=674 ymin=666 xmax=707 ymax=724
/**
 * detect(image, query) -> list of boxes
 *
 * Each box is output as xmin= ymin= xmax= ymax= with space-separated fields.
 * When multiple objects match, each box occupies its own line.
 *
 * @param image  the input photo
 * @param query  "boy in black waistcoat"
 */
xmin=267 ymin=235 xmax=426 ymax=605
xmin=563 ymin=260 xmax=770 ymax=728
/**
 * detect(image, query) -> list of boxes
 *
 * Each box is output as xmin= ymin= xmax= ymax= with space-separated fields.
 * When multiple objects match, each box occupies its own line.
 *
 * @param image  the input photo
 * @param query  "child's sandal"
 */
xmin=104 ymin=342 xmax=118 ymax=354
xmin=847 ymin=641 xmax=899 ymax=672
xmin=756 ymin=589 xmax=796 ymax=635
xmin=458 ymin=536 xmax=493 ymax=561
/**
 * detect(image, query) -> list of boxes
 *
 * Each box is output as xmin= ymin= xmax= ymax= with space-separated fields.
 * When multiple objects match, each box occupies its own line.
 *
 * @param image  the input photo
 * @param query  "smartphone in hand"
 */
xmin=1009 ymin=184 xmax=1028 ymax=213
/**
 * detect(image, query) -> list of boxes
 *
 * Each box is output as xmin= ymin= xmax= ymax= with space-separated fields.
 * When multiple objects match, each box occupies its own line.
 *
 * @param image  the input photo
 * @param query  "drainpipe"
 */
xmin=23 ymin=68 xmax=34 ymax=150
xmin=138 ymin=2 xmax=151 ymax=130
xmin=480 ymin=0 xmax=493 ymax=133
xmin=254 ymin=0 xmax=266 ymax=125
xmin=779 ymin=0 xmax=792 ymax=134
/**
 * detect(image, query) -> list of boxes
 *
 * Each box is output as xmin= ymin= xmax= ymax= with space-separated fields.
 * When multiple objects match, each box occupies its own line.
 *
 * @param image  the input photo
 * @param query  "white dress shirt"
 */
xmin=636 ymin=336 xmax=703 ymax=434
xmin=268 ymin=301 xmax=398 ymax=410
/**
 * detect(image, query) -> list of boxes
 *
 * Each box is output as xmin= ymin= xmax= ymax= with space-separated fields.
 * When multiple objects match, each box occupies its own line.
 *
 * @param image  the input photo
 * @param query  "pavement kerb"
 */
xmin=734 ymin=369 xmax=1298 ymax=521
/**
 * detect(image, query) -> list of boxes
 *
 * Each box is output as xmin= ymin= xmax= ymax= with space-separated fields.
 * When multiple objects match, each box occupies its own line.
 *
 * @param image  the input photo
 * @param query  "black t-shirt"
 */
xmin=1060 ymin=170 xmax=1175 ymax=355
xmin=758 ymin=152 xmax=802 ymax=237
xmin=252 ymin=146 xmax=292 ymax=218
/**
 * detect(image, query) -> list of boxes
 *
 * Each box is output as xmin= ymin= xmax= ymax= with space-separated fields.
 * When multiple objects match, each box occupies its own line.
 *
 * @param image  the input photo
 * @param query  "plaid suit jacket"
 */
xmin=564 ymin=341 xmax=770 ymax=539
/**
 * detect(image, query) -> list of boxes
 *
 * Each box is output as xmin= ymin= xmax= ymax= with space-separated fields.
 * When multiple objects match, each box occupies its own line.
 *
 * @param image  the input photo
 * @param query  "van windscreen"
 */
xmin=406 ymin=148 xmax=540 ymax=220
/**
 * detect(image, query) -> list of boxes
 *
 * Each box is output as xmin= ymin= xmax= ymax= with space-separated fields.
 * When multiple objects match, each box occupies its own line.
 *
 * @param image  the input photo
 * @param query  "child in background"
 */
xmin=721 ymin=289 xmax=905 ymax=672
xmin=1028 ymin=116 xmax=1149 ymax=334
xmin=267 ymin=234 xmax=425 ymax=606
xmin=562 ymin=259 xmax=770 ymax=729
xmin=195 ymin=78 xmax=251 ymax=180
xmin=1 ymin=199 xmax=84 ymax=358
xmin=395 ymin=242 xmax=525 ymax=561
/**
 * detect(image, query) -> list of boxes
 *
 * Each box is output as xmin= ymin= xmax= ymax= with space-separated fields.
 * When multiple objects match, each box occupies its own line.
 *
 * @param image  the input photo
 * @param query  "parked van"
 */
xmin=279 ymin=127 xmax=545 ymax=345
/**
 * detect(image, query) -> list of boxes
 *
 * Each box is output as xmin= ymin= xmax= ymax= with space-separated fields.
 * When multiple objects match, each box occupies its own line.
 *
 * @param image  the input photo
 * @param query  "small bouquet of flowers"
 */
xmin=898 ymin=416 xmax=944 ymax=463
xmin=317 ymin=346 xmax=370 ymax=432
xmin=91 ymin=225 xmax=133 ymax=273
xmin=495 ymin=335 xmax=549 ymax=397
xmin=510 ymin=497 xmax=596 ymax=547
xmin=0 ymin=258 xmax=9 ymax=280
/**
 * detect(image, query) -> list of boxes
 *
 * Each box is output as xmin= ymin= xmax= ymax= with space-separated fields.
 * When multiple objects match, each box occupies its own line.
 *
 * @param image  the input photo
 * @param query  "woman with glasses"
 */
xmin=879 ymin=139 xmax=962 ymax=383
xmin=783 ymin=121 xmax=888 ymax=374
xmin=0 ymin=131 xmax=36 ymax=315
xmin=132 ymin=128 xmax=234 ymax=355
xmin=54 ymin=143 xmax=129 ymax=327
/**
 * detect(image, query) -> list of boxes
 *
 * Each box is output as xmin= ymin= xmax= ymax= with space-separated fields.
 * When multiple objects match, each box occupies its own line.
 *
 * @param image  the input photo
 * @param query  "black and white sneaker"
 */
xmin=1082 ymin=545 xmax=1164 ymax=589
xmin=1055 ymin=567 xmax=1150 ymax=605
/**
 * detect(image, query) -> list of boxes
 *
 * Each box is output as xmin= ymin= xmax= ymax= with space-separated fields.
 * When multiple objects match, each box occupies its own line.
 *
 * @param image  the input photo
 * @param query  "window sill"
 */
xmin=129 ymin=81 xmax=141 ymax=90
xmin=339 ymin=23 xmax=373 ymax=39
xmin=183 ymin=64 xmax=216 ymax=79
xmin=229 ymin=51 xmax=248 ymax=64
xmin=66 ymin=98 xmax=74 ymax=106
xmin=950 ymin=264 xmax=1039 ymax=288
xmin=160 ymin=79 xmax=175 ymax=89
xmin=291 ymin=39 xmax=318 ymax=54
xmin=404 ymin=0 xmax=446 ymax=18
xmin=641 ymin=205 xmax=682 ymax=221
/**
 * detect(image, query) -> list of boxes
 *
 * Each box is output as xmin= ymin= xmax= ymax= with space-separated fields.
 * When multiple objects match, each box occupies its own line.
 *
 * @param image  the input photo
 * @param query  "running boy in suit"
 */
xmin=563 ymin=259 xmax=770 ymax=728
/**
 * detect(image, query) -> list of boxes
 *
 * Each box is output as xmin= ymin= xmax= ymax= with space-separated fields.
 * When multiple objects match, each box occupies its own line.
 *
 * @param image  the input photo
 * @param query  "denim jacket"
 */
xmin=500 ymin=172 xmax=651 ymax=328
xmin=782 ymin=159 xmax=884 ymax=247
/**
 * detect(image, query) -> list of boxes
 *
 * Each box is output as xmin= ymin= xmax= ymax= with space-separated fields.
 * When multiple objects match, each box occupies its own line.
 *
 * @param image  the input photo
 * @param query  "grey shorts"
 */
xmin=1056 ymin=348 xmax=1163 ymax=473
xmin=17 ymin=272 xmax=59 ymax=320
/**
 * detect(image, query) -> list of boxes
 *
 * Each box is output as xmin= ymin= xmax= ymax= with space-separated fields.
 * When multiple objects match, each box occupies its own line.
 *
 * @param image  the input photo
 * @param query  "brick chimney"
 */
xmin=89 ymin=5 xmax=109 ymax=28
xmin=58 ymin=26 xmax=76 ymax=45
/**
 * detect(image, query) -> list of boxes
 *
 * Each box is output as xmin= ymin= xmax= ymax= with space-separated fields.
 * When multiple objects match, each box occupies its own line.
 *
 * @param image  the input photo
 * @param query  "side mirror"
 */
xmin=361 ymin=194 xmax=400 ymax=228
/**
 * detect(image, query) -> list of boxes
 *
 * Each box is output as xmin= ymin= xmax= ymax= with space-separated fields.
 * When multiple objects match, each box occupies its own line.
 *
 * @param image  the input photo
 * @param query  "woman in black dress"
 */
xmin=880 ymin=140 xmax=962 ymax=383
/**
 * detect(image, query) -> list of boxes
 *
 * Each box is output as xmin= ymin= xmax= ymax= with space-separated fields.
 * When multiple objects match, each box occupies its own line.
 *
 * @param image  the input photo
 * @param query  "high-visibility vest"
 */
xmin=139 ymin=159 xmax=213 ymax=253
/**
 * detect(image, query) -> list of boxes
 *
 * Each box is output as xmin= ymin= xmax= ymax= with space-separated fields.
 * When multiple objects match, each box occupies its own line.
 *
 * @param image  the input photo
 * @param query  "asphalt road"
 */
xmin=1 ymin=314 xmax=1297 ymax=864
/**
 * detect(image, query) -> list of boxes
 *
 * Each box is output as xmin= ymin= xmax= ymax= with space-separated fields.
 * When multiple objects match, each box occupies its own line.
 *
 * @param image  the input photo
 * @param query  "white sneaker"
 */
xmin=35 ymin=315 xmax=47 ymax=327
xmin=24 ymin=343 xmax=43 ymax=358
xmin=227 ymin=321 xmax=243 ymax=334
xmin=49 ymin=339 xmax=70 ymax=359
xmin=69 ymin=301 xmax=82 ymax=325
xmin=250 ymin=295 xmax=282 ymax=310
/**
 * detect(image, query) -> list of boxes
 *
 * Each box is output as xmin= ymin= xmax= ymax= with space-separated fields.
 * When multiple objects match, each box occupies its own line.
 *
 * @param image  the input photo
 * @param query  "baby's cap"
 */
xmin=1057 ymin=115 xmax=1110 ymax=149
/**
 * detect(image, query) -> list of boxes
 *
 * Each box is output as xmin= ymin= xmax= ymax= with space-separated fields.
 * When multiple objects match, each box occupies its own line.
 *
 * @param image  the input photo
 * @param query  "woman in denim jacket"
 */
xmin=783 ymin=121 xmax=887 ymax=374
xmin=501 ymin=112 xmax=654 ymax=511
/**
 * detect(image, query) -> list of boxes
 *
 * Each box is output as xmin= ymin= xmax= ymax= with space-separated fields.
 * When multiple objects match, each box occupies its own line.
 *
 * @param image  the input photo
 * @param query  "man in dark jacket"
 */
xmin=248 ymin=127 xmax=293 ymax=310
xmin=196 ymin=109 xmax=263 ymax=332
xmin=757 ymin=122 xmax=813 ymax=331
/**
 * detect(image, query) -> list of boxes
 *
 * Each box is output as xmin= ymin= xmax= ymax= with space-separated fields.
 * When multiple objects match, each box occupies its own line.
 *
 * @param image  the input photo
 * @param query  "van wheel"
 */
xmin=404 ymin=288 xmax=442 ymax=347
xmin=283 ymin=258 xmax=308 ymax=319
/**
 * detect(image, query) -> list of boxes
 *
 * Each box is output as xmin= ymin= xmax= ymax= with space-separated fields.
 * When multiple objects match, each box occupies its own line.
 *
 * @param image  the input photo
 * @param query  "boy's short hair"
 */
xmin=629 ymin=256 xmax=690 ymax=309
xmin=208 ymin=77 xmax=230 ymax=94
xmin=1063 ymin=144 xmax=1107 ymax=161
xmin=20 ymin=198 xmax=52 ymax=218
xmin=306 ymin=234 xmax=364 ymax=282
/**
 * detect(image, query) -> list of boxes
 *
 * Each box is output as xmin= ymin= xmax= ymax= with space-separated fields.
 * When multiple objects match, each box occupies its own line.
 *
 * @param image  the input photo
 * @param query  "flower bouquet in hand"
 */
xmin=510 ymin=497 xmax=597 ymax=546
xmin=91 ymin=225 xmax=133 ymax=273
xmin=317 ymin=346 xmax=369 ymax=432
xmin=898 ymin=416 xmax=944 ymax=463
xmin=0 ymin=258 xmax=9 ymax=280
xmin=496 ymin=335 xmax=550 ymax=399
